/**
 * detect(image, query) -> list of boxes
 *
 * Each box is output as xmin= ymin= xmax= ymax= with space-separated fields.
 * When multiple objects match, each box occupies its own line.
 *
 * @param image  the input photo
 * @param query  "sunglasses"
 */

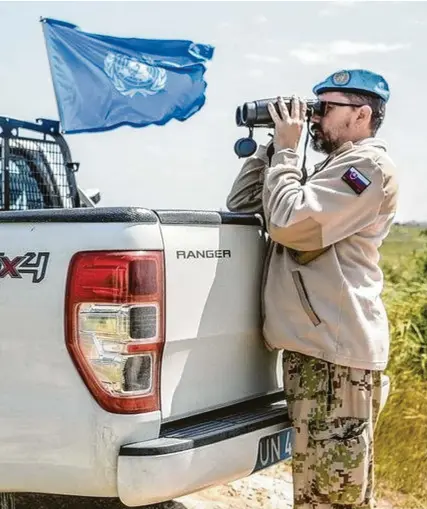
xmin=311 ymin=101 xmax=364 ymax=117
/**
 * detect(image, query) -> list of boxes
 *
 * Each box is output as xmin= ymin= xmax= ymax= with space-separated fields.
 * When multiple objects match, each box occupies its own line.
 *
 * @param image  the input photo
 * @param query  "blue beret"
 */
xmin=312 ymin=69 xmax=390 ymax=103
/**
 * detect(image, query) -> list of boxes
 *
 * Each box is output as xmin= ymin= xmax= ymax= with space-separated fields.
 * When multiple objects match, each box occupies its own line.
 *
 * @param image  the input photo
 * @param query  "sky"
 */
xmin=0 ymin=0 xmax=425 ymax=222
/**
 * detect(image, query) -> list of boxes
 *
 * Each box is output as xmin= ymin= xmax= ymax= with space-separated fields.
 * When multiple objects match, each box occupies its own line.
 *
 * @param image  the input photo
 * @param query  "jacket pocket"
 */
xmin=291 ymin=270 xmax=321 ymax=326
xmin=308 ymin=418 xmax=370 ymax=505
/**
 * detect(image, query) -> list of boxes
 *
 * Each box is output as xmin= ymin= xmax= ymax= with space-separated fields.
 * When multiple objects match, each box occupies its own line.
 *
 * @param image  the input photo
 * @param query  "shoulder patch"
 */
xmin=341 ymin=166 xmax=371 ymax=195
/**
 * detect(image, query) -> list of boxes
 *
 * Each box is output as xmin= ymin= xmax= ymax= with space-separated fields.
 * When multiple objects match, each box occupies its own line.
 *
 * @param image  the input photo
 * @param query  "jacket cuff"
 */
xmin=270 ymin=149 xmax=299 ymax=167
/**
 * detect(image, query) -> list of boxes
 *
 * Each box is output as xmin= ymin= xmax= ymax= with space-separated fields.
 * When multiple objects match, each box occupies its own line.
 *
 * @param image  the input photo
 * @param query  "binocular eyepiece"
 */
xmin=235 ymin=97 xmax=317 ymax=128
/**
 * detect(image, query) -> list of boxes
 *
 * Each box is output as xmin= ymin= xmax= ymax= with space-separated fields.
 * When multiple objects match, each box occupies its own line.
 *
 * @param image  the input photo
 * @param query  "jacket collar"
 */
xmin=334 ymin=137 xmax=387 ymax=155
xmin=313 ymin=137 xmax=387 ymax=171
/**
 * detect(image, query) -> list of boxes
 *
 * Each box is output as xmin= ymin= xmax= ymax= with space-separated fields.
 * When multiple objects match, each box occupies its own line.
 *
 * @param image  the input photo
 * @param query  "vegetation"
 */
xmin=375 ymin=223 xmax=427 ymax=508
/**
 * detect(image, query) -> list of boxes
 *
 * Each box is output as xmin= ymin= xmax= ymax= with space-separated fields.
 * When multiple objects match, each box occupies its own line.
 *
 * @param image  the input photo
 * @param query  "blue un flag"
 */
xmin=41 ymin=18 xmax=215 ymax=134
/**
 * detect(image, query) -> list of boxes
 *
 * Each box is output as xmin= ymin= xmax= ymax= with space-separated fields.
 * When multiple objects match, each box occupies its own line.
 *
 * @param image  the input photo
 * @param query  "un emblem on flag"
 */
xmin=104 ymin=52 xmax=167 ymax=98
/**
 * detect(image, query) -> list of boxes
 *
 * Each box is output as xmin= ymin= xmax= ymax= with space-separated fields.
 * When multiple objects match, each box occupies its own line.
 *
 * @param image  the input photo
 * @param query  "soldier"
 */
xmin=227 ymin=69 xmax=398 ymax=508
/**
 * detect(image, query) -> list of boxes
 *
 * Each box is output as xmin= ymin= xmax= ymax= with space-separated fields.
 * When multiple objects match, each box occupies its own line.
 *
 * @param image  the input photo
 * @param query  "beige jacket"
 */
xmin=227 ymin=138 xmax=399 ymax=371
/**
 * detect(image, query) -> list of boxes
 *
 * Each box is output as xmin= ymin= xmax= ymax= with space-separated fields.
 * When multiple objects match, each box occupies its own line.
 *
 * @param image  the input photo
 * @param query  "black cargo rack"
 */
xmin=0 ymin=116 xmax=81 ymax=211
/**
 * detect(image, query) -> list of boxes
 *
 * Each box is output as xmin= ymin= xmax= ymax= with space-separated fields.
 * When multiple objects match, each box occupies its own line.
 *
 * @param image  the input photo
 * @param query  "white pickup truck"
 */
xmin=0 ymin=116 xmax=290 ymax=507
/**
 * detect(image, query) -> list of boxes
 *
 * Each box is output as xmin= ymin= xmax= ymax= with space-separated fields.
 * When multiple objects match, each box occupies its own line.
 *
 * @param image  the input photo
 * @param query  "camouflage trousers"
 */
xmin=282 ymin=350 xmax=382 ymax=509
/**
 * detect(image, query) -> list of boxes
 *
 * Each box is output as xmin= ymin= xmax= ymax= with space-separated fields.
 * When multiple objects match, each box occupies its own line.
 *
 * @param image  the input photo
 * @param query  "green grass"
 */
xmin=375 ymin=223 xmax=427 ymax=507
xmin=380 ymin=224 xmax=427 ymax=265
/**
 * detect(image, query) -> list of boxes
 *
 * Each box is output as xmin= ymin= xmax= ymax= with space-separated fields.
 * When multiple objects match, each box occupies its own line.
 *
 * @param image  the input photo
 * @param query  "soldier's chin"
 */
xmin=310 ymin=134 xmax=334 ymax=155
xmin=310 ymin=135 xmax=326 ymax=153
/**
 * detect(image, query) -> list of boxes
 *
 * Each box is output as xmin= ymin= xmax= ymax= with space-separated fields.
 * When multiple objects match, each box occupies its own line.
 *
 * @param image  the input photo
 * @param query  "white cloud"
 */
xmin=245 ymin=53 xmax=282 ymax=64
xmin=252 ymin=15 xmax=268 ymax=24
xmin=318 ymin=9 xmax=333 ymax=17
xmin=319 ymin=0 xmax=357 ymax=16
xmin=290 ymin=48 xmax=329 ymax=65
xmin=290 ymin=40 xmax=410 ymax=65
xmin=335 ymin=0 xmax=357 ymax=5
xmin=248 ymin=69 xmax=265 ymax=78
xmin=331 ymin=41 xmax=410 ymax=55
xmin=343 ymin=61 xmax=361 ymax=69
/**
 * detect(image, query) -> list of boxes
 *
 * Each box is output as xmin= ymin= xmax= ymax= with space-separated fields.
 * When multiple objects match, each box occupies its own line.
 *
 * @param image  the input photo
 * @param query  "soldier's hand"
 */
xmin=268 ymin=96 xmax=307 ymax=152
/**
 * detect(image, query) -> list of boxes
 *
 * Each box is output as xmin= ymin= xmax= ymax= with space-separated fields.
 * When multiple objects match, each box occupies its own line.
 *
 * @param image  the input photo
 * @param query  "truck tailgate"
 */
xmin=154 ymin=210 xmax=282 ymax=421
xmin=0 ymin=207 xmax=167 ymax=495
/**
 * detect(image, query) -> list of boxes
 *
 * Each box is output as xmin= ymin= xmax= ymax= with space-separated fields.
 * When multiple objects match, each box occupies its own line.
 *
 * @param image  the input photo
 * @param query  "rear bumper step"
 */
xmin=121 ymin=393 xmax=288 ymax=457
xmin=117 ymin=394 xmax=291 ymax=506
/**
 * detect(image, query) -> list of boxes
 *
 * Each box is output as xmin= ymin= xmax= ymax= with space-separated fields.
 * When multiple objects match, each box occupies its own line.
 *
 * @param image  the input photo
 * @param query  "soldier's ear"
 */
xmin=357 ymin=105 xmax=372 ymax=127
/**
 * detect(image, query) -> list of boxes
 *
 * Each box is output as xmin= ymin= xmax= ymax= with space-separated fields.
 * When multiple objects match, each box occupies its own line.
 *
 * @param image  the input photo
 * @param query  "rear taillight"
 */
xmin=65 ymin=251 xmax=164 ymax=414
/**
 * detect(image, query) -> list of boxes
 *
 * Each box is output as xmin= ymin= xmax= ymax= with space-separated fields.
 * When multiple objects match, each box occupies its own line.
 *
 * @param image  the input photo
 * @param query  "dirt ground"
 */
xmin=175 ymin=464 xmax=395 ymax=509
xmin=2 ymin=464 xmax=398 ymax=509
xmin=175 ymin=465 xmax=294 ymax=509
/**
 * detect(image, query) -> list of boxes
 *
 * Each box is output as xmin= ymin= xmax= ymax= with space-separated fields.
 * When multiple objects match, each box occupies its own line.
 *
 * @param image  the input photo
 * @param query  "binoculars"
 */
xmin=235 ymin=97 xmax=318 ymax=128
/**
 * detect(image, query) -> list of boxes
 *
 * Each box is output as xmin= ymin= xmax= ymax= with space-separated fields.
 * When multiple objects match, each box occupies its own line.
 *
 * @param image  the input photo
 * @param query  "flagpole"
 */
xmin=39 ymin=17 xmax=66 ymax=133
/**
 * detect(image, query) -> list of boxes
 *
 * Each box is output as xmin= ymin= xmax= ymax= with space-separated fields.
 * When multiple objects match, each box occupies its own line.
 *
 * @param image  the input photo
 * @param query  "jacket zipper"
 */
xmin=292 ymin=271 xmax=321 ymax=327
